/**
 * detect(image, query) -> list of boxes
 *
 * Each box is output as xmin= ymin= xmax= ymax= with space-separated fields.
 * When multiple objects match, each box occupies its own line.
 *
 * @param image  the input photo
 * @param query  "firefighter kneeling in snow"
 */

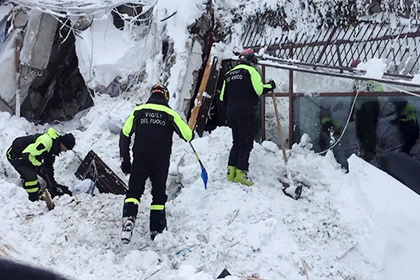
xmin=119 ymin=83 xmax=193 ymax=243
xmin=6 ymin=128 xmax=75 ymax=201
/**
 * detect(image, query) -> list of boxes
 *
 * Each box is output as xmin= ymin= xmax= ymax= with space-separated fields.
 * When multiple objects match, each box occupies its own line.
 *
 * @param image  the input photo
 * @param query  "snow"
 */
xmin=357 ymin=58 xmax=388 ymax=80
xmin=2 ymin=105 xmax=420 ymax=280
xmin=1 ymin=1 xmax=420 ymax=280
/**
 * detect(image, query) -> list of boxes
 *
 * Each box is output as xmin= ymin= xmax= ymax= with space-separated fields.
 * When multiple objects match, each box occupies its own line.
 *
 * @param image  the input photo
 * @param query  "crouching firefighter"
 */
xmin=6 ymin=128 xmax=75 ymax=201
xmin=119 ymin=83 xmax=193 ymax=243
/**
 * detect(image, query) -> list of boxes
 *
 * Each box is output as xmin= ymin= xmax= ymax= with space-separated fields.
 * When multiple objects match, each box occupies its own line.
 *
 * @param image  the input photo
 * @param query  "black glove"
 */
xmin=121 ymin=161 xmax=131 ymax=174
xmin=390 ymin=119 xmax=399 ymax=125
xmin=37 ymin=166 xmax=55 ymax=182
xmin=268 ymin=80 xmax=276 ymax=90
xmin=56 ymin=184 xmax=73 ymax=196
xmin=37 ymin=167 xmax=62 ymax=198
xmin=41 ymin=168 xmax=58 ymax=190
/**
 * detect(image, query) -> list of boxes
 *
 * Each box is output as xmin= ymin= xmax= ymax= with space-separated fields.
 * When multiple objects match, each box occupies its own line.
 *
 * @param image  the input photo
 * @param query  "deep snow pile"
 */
xmin=1 ymin=94 xmax=420 ymax=280
xmin=1 ymin=0 xmax=420 ymax=279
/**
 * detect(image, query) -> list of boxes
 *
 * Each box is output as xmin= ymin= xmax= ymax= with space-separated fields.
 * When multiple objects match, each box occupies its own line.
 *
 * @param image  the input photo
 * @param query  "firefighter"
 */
xmin=119 ymin=83 xmax=193 ymax=243
xmin=219 ymin=49 xmax=276 ymax=186
xmin=389 ymin=99 xmax=420 ymax=154
xmin=6 ymin=128 xmax=75 ymax=201
xmin=351 ymin=59 xmax=382 ymax=162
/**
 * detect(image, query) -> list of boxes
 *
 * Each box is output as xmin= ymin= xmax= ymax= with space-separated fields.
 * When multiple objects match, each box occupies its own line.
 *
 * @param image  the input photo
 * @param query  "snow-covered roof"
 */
xmin=10 ymin=0 xmax=155 ymax=15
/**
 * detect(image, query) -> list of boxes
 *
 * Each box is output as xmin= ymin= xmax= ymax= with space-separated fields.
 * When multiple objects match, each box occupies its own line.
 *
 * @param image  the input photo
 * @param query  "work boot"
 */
xmin=121 ymin=216 xmax=136 ymax=244
xmin=27 ymin=188 xmax=44 ymax=202
xmin=234 ymin=169 xmax=254 ymax=186
xmin=227 ymin=166 xmax=237 ymax=182
xmin=150 ymin=209 xmax=166 ymax=240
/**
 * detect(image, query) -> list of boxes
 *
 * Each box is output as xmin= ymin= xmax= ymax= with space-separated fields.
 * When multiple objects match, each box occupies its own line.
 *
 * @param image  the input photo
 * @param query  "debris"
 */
xmin=227 ymin=209 xmax=239 ymax=225
xmin=278 ymin=178 xmax=303 ymax=200
xmin=217 ymin=269 xmax=267 ymax=280
xmin=74 ymin=150 xmax=128 ymax=194
xmin=43 ymin=188 xmax=55 ymax=210
xmin=301 ymin=258 xmax=310 ymax=280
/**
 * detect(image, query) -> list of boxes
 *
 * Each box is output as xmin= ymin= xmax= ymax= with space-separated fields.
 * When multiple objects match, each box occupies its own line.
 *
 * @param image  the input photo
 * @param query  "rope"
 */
xmin=384 ymin=83 xmax=420 ymax=98
xmin=317 ymin=90 xmax=361 ymax=155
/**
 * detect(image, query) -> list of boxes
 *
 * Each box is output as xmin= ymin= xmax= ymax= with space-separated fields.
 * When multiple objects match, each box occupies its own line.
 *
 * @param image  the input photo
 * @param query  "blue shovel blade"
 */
xmin=201 ymin=167 xmax=208 ymax=189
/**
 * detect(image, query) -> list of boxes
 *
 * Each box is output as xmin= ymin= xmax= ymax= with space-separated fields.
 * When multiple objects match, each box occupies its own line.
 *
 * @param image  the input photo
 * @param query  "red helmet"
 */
xmin=239 ymin=48 xmax=257 ymax=63
xmin=350 ymin=59 xmax=361 ymax=68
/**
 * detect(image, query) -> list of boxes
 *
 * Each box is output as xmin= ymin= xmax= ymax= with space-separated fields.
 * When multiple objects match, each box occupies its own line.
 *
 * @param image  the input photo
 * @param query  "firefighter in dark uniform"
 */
xmin=219 ymin=49 xmax=276 ymax=186
xmin=390 ymin=99 xmax=420 ymax=154
xmin=6 ymin=128 xmax=75 ymax=201
xmin=119 ymin=83 xmax=193 ymax=243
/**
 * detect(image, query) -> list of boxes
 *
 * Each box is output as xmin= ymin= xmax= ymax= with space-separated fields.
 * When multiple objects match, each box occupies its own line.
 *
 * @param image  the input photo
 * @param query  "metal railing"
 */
xmin=243 ymin=15 xmax=420 ymax=80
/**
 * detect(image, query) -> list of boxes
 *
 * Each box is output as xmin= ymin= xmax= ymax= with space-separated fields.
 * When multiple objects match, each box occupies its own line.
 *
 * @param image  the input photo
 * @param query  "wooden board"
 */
xmin=188 ymin=54 xmax=213 ymax=130
xmin=74 ymin=150 xmax=128 ymax=195
xmin=193 ymin=57 xmax=221 ymax=136
xmin=43 ymin=188 xmax=55 ymax=210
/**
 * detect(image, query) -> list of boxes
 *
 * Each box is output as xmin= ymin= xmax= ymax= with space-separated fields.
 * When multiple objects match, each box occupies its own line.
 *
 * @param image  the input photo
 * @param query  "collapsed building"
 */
xmin=0 ymin=4 xmax=93 ymax=123
xmin=0 ymin=0 xmax=214 ymax=124
xmin=1 ymin=0 xmax=420 ymax=194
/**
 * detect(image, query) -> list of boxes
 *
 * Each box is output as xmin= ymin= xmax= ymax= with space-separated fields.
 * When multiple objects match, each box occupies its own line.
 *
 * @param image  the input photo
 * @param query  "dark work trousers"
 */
xmin=400 ymin=120 xmax=420 ymax=154
xmin=123 ymin=153 xmax=170 ymax=218
xmin=7 ymin=154 xmax=40 ymax=194
xmin=356 ymin=101 xmax=379 ymax=162
xmin=227 ymin=114 xmax=256 ymax=171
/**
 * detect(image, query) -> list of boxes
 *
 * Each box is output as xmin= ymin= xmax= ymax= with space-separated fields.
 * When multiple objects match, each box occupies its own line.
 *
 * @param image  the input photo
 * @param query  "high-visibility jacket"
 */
xmin=352 ymin=80 xmax=384 ymax=92
xmin=119 ymin=94 xmax=193 ymax=162
xmin=7 ymin=128 xmax=61 ymax=168
xmin=400 ymin=103 xmax=418 ymax=123
xmin=220 ymin=62 xmax=274 ymax=116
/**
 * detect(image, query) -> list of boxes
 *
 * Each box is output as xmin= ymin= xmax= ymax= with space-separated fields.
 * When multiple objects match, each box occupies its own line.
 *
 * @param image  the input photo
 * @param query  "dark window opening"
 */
xmin=111 ymin=4 xmax=145 ymax=30
xmin=21 ymin=20 xmax=93 ymax=124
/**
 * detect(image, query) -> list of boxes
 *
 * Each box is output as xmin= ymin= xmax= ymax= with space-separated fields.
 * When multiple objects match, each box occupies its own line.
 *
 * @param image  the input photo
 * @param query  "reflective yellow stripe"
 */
xmin=220 ymin=81 xmax=226 ymax=101
xmin=6 ymin=148 xmax=12 ymax=159
xmin=150 ymin=205 xmax=165 ymax=210
xmin=122 ymin=111 xmax=136 ymax=137
xmin=25 ymin=180 xmax=39 ymax=187
xmin=124 ymin=198 xmax=140 ymax=205
xmin=26 ymin=187 xmax=39 ymax=193
xmin=126 ymin=104 xmax=193 ymax=142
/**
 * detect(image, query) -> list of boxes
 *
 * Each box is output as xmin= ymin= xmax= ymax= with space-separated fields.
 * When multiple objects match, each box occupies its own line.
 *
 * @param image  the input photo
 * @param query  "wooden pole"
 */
xmin=271 ymin=92 xmax=288 ymax=164
xmin=272 ymin=91 xmax=302 ymax=199
xmin=14 ymin=31 xmax=23 ymax=118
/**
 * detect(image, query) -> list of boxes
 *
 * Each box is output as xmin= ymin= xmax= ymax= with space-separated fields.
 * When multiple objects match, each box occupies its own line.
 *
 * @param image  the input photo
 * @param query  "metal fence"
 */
xmin=243 ymin=15 xmax=420 ymax=80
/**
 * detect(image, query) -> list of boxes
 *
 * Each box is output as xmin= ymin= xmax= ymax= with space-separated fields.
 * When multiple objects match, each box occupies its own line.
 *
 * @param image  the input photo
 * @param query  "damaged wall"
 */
xmin=0 ymin=5 xmax=93 ymax=124
xmin=20 ymin=10 xmax=57 ymax=70
xmin=1 ymin=0 xmax=215 ymax=125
